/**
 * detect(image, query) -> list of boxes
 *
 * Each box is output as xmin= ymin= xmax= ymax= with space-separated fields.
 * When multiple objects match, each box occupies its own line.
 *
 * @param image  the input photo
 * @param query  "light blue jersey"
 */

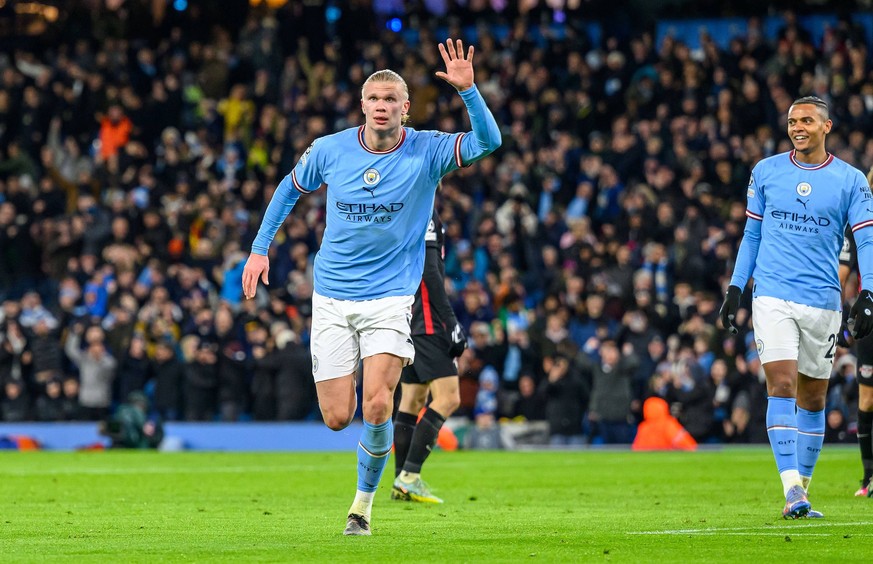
xmin=252 ymin=85 xmax=501 ymax=300
xmin=731 ymin=150 xmax=873 ymax=311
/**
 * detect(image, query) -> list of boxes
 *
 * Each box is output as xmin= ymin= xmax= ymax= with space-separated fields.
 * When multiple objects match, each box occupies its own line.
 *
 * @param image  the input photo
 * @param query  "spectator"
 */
xmin=35 ymin=377 xmax=66 ymax=422
xmin=585 ymin=339 xmax=639 ymax=444
xmin=61 ymin=377 xmax=82 ymax=421
xmin=97 ymin=104 xmax=133 ymax=161
xmin=270 ymin=326 xmax=314 ymax=421
xmin=1 ymin=380 xmax=31 ymax=422
xmin=511 ymin=373 xmax=546 ymax=421
xmin=541 ymin=354 xmax=588 ymax=445
xmin=64 ymin=323 xmax=117 ymax=420
xmin=116 ymin=334 xmax=150 ymax=402
xmin=185 ymin=340 xmax=219 ymax=421
xmin=151 ymin=339 xmax=185 ymax=421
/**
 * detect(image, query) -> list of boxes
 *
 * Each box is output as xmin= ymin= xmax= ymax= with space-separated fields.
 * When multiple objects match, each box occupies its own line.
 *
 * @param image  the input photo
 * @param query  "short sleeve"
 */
xmin=289 ymin=139 xmax=324 ymax=194
xmin=745 ymin=166 xmax=764 ymax=221
xmin=848 ymin=168 xmax=873 ymax=234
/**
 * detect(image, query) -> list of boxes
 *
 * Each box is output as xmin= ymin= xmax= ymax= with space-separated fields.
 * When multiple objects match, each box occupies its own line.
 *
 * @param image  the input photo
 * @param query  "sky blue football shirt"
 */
xmin=731 ymin=150 xmax=873 ymax=311
xmin=251 ymin=85 xmax=500 ymax=300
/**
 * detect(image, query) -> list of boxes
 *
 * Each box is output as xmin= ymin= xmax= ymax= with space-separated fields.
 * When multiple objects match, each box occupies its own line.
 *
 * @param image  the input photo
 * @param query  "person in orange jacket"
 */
xmin=98 ymin=104 xmax=132 ymax=160
xmin=632 ymin=396 xmax=697 ymax=451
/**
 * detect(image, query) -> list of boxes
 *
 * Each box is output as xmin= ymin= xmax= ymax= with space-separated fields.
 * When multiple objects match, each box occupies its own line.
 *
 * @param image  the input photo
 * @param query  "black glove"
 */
xmin=837 ymin=320 xmax=853 ymax=348
xmin=719 ymin=285 xmax=742 ymax=335
xmin=448 ymin=322 xmax=468 ymax=358
xmin=849 ymin=289 xmax=873 ymax=339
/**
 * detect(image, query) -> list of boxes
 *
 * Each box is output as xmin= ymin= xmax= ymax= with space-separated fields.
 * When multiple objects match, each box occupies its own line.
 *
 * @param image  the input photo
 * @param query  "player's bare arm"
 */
xmin=435 ymin=39 xmax=474 ymax=92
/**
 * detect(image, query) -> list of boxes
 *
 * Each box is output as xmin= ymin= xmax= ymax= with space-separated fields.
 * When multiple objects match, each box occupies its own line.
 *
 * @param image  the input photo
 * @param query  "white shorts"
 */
xmin=752 ymin=296 xmax=841 ymax=380
xmin=309 ymin=290 xmax=414 ymax=383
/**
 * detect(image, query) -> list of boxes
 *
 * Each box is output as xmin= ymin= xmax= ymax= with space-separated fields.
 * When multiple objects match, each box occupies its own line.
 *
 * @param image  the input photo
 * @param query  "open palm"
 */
xmin=435 ymin=39 xmax=474 ymax=92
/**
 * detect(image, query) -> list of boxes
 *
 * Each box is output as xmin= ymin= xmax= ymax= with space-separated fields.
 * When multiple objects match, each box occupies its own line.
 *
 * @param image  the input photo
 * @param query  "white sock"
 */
xmin=348 ymin=490 xmax=375 ymax=522
xmin=780 ymin=470 xmax=802 ymax=496
xmin=398 ymin=470 xmax=420 ymax=483
xmin=801 ymin=475 xmax=811 ymax=492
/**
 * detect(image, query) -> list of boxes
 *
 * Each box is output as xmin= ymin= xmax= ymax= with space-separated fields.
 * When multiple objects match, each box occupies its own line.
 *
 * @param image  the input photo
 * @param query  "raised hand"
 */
xmin=435 ymin=38 xmax=474 ymax=92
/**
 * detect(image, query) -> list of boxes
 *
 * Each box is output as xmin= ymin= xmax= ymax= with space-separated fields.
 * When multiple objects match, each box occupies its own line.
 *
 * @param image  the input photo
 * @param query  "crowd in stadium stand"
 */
xmin=0 ymin=2 xmax=871 ymax=446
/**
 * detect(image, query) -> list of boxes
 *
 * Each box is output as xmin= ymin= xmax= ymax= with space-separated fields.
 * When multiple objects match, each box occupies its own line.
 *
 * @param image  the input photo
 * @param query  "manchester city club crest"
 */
xmin=796 ymin=182 xmax=812 ymax=197
xmin=363 ymin=168 xmax=381 ymax=185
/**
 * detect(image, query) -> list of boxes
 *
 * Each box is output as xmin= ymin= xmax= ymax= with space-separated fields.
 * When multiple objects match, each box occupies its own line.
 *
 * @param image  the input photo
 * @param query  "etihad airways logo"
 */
xmin=770 ymin=209 xmax=830 ymax=234
xmin=336 ymin=201 xmax=404 ymax=223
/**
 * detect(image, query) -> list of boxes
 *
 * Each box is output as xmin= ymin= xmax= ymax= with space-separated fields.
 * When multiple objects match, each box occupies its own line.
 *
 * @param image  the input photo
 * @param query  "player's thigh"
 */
xmin=310 ymin=290 xmax=360 ymax=382
xmin=398 ymin=381 xmax=429 ymax=412
xmin=752 ymin=296 xmax=800 ymax=363
xmin=315 ymin=374 xmax=357 ymax=418
xmin=355 ymin=294 xmax=415 ymax=365
xmin=796 ymin=304 xmax=842 ymax=380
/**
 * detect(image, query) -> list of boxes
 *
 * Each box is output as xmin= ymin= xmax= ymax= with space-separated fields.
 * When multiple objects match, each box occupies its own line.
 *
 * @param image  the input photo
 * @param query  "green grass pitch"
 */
xmin=1 ymin=447 xmax=870 ymax=562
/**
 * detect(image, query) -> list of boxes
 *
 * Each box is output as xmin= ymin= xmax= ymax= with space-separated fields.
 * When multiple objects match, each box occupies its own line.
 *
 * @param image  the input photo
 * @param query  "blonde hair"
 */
xmin=362 ymin=69 xmax=410 ymax=124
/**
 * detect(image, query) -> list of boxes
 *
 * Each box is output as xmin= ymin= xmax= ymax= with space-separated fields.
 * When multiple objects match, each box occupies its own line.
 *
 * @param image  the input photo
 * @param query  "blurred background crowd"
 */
xmin=0 ymin=0 xmax=872 ymax=446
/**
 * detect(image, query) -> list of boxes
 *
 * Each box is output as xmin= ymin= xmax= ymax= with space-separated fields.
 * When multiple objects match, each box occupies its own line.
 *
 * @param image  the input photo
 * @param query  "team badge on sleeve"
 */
xmin=299 ymin=143 xmax=313 ymax=167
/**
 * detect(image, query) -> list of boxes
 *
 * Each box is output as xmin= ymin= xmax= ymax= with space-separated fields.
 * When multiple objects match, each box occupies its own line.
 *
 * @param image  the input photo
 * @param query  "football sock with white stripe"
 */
xmin=796 ymin=406 xmax=824 ymax=491
xmin=767 ymin=396 xmax=801 ymax=496
xmin=350 ymin=419 xmax=393 ymax=521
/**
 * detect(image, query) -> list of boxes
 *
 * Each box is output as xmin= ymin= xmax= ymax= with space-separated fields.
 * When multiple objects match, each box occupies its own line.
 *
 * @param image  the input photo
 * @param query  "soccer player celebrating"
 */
xmin=242 ymin=39 xmax=500 ymax=536
xmin=719 ymin=96 xmax=873 ymax=519
xmin=392 ymin=205 xmax=466 ymax=504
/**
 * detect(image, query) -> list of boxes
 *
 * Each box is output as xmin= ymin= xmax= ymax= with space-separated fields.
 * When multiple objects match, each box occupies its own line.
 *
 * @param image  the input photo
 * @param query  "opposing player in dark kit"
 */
xmin=392 ymin=206 xmax=466 ymax=504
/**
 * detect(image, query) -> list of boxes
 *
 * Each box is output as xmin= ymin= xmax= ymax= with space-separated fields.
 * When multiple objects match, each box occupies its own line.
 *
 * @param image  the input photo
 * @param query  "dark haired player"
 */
xmin=720 ymin=96 xmax=873 ymax=519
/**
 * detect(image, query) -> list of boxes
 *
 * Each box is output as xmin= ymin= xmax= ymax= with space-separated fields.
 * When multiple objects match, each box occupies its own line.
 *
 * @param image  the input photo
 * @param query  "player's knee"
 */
xmin=434 ymin=394 xmax=461 ymax=416
xmin=322 ymin=409 xmax=354 ymax=431
xmin=768 ymin=377 xmax=796 ymax=398
xmin=363 ymin=395 xmax=393 ymax=423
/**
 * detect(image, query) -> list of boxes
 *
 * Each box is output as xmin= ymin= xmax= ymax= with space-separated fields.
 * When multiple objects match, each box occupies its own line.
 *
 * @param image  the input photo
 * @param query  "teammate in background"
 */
xmin=719 ymin=96 xmax=873 ymax=519
xmin=392 ymin=206 xmax=467 ymax=504
xmin=242 ymin=39 xmax=500 ymax=536
xmin=836 ymin=165 xmax=873 ymax=498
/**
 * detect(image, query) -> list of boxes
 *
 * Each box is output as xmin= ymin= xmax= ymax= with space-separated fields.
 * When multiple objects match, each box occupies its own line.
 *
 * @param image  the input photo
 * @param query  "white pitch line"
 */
xmin=628 ymin=521 xmax=873 ymax=535
xmin=0 ymin=466 xmax=307 ymax=476
xmin=631 ymin=532 xmax=837 ymax=537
